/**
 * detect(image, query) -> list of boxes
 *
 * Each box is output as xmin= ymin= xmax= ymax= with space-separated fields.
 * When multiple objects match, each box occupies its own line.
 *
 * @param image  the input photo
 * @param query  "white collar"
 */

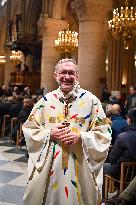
xmin=57 ymin=83 xmax=80 ymax=101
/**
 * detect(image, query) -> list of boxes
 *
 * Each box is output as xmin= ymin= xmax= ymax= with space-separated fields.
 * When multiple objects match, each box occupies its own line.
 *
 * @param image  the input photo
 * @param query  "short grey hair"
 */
xmin=55 ymin=58 xmax=78 ymax=73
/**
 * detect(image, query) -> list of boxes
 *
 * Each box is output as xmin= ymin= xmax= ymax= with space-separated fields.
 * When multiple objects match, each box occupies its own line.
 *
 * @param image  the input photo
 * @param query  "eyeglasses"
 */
xmin=57 ymin=71 xmax=76 ymax=77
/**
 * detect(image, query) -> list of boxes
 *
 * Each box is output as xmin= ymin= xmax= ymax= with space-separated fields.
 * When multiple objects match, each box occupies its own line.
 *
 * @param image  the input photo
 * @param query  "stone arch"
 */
xmin=62 ymin=0 xmax=70 ymax=19
xmin=52 ymin=0 xmax=78 ymax=29
xmin=25 ymin=0 xmax=42 ymax=33
xmin=10 ymin=1 xmax=21 ymax=19
xmin=52 ymin=0 xmax=69 ymax=19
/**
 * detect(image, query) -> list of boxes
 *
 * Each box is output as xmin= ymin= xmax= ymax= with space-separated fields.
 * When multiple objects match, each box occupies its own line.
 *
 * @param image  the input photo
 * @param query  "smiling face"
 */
xmin=54 ymin=61 xmax=78 ymax=94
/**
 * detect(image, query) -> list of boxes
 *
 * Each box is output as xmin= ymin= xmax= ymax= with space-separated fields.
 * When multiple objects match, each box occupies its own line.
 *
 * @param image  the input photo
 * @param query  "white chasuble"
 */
xmin=22 ymin=86 xmax=111 ymax=205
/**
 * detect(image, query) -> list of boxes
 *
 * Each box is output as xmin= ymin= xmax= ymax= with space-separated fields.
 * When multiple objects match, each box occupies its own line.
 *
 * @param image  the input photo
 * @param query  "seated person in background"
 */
xmin=15 ymin=62 xmax=22 ymax=72
xmin=0 ymin=96 xmax=13 ymax=131
xmin=9 ymin=95 xmax=23 ymax=118
xmin=4 ymin=96 xmax=22 ymax=136
xmin=105 ymin=176 xmax=136 ymax=205
xmin=21 ymin=64 xmax=29 ymax=73
xmin=129 ymin=102 xmax=136 ymax=111
xmin=22 ymin=86 xmax=31 ymax=97
xmin=125 ymin=85 xmax=136 ymax=113
xmin=0 ymin=86 xmax=3 ymax=97
xmin=36 ymin=87 xmax=44 ymax=97
xmin=109 ymin=95 xmax=118 ymax=105
xmin=103 ymin=107 xmax=136 ymax=180
xmin=101 ymin=87 xmax=110 ymax=103
xmin=2 ymin=85 xmax=12 ymax=97
xmin=110 ymin=104 xmax=128 ymax=145
xmin=120 ymin=175 xmax=136 ymax=205
xmin=11 ymin=98 xmax=33 ymax=143
xmin=12 ymin=86 xmax=21 ymax=96
xmin=108 ymin=92 xmax=126 ymax=117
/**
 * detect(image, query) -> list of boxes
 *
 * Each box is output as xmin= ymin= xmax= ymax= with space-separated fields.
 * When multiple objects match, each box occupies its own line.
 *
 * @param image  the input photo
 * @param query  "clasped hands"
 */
xmin=50 ymin=123 xmax=81 ymax=146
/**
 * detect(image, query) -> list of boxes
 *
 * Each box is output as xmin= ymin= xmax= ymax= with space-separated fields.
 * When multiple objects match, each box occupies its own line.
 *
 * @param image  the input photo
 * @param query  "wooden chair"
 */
xmin=105 ymin=161 xmax=136 ymax=199
xmin=16 ymin=123 xmax=23 ymax=149
xmin=0 ymin=115 xmax=10 ymax=138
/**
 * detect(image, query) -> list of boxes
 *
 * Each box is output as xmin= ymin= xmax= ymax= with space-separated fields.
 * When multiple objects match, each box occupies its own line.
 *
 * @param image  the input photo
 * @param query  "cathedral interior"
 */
xmin=0 ymin=0 xmax=135 ymax=97
xmin=0 ymin=1 xmax=136 ymax=205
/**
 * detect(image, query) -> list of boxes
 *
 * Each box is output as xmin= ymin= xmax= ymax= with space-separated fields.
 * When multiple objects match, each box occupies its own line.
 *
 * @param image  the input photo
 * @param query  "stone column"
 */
xmin=107 ymin=39 xmax=123 ymax=92
xmin=107 ymin=39 xmax=135 ymax=93
xmin=38 ymin=18 xmax=67 ymax=93
xmin=4 ymin=53 xmax=16 ymax=85
xmin=0 ymin=64 xmax=5 ymax=86
xmin=41 ymin=0 xmax=48 ymax=17
xmin=21 ymin=0 xmax=26 ymax=34
xmin=71 ymin=0 xmax=112 ymax=97
xmin=6 ymin=0 xmax=11 ymax=42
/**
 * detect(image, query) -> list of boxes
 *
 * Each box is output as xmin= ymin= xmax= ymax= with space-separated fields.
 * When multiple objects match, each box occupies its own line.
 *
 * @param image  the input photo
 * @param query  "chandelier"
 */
xmin=55 ymin=25 xmax=78 ymax=55
xmin=10 ymin=50 xmax=22 ymax=62
xmin=108 ymin=0 xmax=136 ymax=49
xmin=0 ymin=56 xmax=6 ymax=64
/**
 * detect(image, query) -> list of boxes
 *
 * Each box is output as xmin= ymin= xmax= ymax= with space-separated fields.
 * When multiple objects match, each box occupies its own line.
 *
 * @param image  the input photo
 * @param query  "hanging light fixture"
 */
xmin=108 ymin=0 xmax=136 ymax=49
xmin=10 ymin=50 xmax=22 ymax=62
xmin=55 ymin=24 xmax=78 ymax=55
xmin=0 ymin=56 xmax=6 ymax=64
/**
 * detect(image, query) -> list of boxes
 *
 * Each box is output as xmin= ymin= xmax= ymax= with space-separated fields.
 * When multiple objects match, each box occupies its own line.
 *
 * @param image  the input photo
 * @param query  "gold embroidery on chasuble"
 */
xmin=29 ymin=166 xmax=36 ymax=180
xmin=89 ymin=117 xmax=111 ymax=129
xmin=49 ymin=115 xmax=65 ymax=124
xmin=61 ymin=100 xmax=69 ymax=170
xmin=49 ymin=117 xmax=56 ymax=123
xmin=48 ymin=97 xmax=84 ymax=170
xmin=28 ymin=114 xmax=33 ymax=121
xmin=75 ymin=117 xmax=85 ymax=124
xmin=48 ymin=116 xmax=85 ymax=124
xmin=28 ymin=143 xmax=52 ymax=181
xmin=30 ymin=114 xmax=40 ymax=126
xmin=62 ymin=145 xmax=69 ymax=170
xmin=95 ymin=117 xmax=111 ymax=126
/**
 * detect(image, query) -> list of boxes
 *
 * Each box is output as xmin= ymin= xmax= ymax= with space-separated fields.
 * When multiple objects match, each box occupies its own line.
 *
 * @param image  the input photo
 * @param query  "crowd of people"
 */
xmin=0 ymin=85 xmax=44 ymax=145
xmin=101 ymin=85 xmax=136 ymax=204
xmin=0 ymin=63 xmax=136 ymax=204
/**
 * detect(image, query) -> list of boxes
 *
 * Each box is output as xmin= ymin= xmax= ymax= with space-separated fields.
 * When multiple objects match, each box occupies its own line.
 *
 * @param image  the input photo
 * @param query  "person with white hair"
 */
xmin=22 ymin=58 xmax=111 ymax=205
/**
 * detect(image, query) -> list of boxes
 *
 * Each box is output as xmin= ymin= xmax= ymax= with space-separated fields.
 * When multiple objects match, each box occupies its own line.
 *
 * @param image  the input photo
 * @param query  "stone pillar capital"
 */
xmin=37 ymin=17 xmax=67 ymax=38
xmin=71 ymin=0 xmax=113 ymax=22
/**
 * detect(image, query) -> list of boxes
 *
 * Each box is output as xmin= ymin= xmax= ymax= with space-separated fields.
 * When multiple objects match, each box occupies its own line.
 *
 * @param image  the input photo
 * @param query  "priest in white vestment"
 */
xmin=22 ymin=58 xmax=111 ymax=205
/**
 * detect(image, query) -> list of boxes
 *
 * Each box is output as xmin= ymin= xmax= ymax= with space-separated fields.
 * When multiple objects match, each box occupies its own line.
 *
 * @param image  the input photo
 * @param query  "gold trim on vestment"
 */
xmin=89 ymin=117 xmax=111 ymax=129
xmin=49 ymin=116 xmax=85 ymax=124
xmin=28 ymin=114 xmax=33 ymax=121
xmin=62 ymin=144 xmax=69 ymax=170
xmin=29 ymin=166 xmax=36 ymax=180
xmin=28 ymin=143 xmax=52 ymax=181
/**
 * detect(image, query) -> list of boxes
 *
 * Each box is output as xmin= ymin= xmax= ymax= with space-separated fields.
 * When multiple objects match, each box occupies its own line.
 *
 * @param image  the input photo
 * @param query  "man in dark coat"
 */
xmin=126 ymin=85 xmax=136 ymax=112
xmin=11 ymin=98 xmax=33 ymax=143
xmin=110 ymin=104 xmax=128 ymax=145
xmin=103 ymin=107 xmax=136 ymax=178
xmin=9 ymin=95 xmax=23 ymax=118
